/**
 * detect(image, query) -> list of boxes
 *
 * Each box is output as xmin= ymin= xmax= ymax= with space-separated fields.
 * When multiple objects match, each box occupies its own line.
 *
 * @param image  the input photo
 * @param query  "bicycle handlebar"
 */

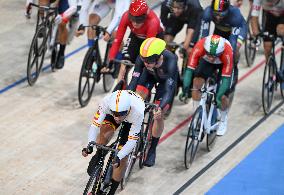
xmin=88 ymin=141 xmax=119 ymax=155
xmin=29 ymin=3 xmax=57 ymax=11
xmin=79 ymin=24 xmax=107 ymax=33
xmin=112 ymin=59 xmax=135 ymax=67
xmin=145 ymin=102 xmax=159 ymax=108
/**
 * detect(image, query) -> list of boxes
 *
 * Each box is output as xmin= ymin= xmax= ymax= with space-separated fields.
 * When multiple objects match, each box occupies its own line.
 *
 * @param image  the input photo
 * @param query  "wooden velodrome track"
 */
xmin=0 ymin=0 xmax=283 ymax=194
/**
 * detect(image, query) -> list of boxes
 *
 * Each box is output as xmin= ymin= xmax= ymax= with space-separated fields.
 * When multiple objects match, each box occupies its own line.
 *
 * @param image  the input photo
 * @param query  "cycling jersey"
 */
xmin=128 ymin=50 xmax=178 ymax=109
xmin=88 ymin=91 xmax=145 ymax=160
xmin=200 ymin=5 xmax=247 ymax=52
xmin=188 ymin=37 xmax=233 ymax=77
xmin=160 ymin=0 xmax=203 ymax=36
xmin=251 ymin=0 xmax=284 ymax=17
xmin=108 ymin=10 xmax=163 ymax=60
xmin=79 ymin=0 xmax=130 ymax=34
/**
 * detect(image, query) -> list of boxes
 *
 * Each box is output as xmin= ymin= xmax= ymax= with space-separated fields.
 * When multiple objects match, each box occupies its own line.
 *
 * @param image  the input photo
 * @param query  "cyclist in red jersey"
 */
xmin=108 ymin=0 xmax=163 ymax=85
xmin=181 ymin=35 xmax=234 ymax=136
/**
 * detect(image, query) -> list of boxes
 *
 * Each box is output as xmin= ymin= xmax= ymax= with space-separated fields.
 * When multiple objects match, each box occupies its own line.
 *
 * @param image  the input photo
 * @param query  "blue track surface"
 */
xmin=207 ymin=123 xmax=284 ymax=195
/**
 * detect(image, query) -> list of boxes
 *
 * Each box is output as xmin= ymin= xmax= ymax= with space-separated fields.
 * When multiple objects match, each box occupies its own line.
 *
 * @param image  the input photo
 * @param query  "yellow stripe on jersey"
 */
xmin=128 ymin=135 xmax=139 ymax=140
xmin=92 ymin=121 xmax=101 ymax=127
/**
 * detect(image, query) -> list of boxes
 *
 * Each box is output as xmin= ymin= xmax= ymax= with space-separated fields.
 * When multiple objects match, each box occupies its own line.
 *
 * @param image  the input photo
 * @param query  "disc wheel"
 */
xmin=262 ymin=56 xmax=277 ymax=114
xmin=78 ymin=47 xmax=97 ymax=107
xmin=27 ymin=25 xmax=47 ymax=86
xmin=184 ymin=106 xmax=202 ymax=169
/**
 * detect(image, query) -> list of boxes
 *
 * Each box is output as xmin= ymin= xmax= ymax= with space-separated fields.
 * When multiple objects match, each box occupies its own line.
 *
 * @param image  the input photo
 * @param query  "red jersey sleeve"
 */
xmin=108 ymin=12 xmax=128 ymax=60
xmin=187 ymin=38 xmax=206 ymax=70
xmin=146 ymin=11 xmax=161 ymax=37
xmin=220 ymin=43 xmax=233 ymax=77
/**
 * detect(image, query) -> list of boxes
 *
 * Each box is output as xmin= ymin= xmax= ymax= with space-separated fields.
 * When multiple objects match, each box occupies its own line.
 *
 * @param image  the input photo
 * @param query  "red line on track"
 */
xmin=159 ymin=48 xmax=282 ymax=144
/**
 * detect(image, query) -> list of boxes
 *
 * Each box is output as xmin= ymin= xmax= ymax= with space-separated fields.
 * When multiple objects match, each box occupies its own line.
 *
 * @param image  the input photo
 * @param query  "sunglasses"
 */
xmin=111 ymin=110 xmax=128 ymax=117
xmin=128 ymin=13 xmax=147 ymax=24
xmin=140 ymin=54 xmax=160 ymax=64
xmin=212 ymin=10 xmax=228 ymax=18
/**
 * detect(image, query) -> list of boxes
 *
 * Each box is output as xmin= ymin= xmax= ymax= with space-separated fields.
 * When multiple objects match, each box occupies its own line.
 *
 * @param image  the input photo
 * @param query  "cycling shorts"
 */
xmin=263 ymin=11 xmax=284 ymax=41
xmin=194 ymin=59 xmax=222 ymax=80
xmin=102 ymin=114 xmax=132 ymax=147
xmin=58 ymin=0 xmax=69 ymax=14
xmin=89 ymin=1 xmax=114 ymax=19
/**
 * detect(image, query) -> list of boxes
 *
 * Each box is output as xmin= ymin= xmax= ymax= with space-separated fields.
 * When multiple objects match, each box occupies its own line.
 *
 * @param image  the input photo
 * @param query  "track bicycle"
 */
xmin=184 ymin=77 xmax=218 ymax=169
xmin=27 ymin=3 xmax=58 ymax=86
xmin=120 ymin=102 xmax=158 ymax=189
xmin=78 ymin=24 xmax=115 ymax=107
xmin=260 ymin=33 xmax=284 ymax=114
xmin=245 ymin=7 xmax=265 ymax=67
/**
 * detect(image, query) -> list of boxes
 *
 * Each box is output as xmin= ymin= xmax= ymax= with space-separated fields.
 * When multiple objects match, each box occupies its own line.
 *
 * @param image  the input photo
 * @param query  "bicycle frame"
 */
xmin=197 ymin=82 xmax=219 ymax=141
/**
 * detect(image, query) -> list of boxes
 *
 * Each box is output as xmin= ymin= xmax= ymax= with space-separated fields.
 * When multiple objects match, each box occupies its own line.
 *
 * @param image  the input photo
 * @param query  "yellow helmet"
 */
xmin=140 ymin=37 xmax=166 ymax=63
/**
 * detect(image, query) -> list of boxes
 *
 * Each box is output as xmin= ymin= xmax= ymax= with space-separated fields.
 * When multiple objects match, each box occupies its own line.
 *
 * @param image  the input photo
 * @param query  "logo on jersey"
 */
xmin=210 ymin=35 xmax=221 ymax=55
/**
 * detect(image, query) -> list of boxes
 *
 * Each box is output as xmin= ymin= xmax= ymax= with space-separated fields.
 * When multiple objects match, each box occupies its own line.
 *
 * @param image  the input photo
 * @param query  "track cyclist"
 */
xmin=82 ymin=90 xmax=145 ymax=195
xmin=196 ymin=0 xmax=247 ymax=99
xmin=127 ymin=37 xmax=179 ymax=167
xmin=181 ymin=35 xmax=234 ymax=136
xmin=108 ymin=0 xmax=163 ymax=84
xmin=250 ymin=0 xmax=284 ymax=81
xmin=160 ymin=0 xmax=203 ymax=55
xmin=26 ymin=0 xmax=79 ymax=69
xmin=76 ymin=0 xmax=131 ymax=43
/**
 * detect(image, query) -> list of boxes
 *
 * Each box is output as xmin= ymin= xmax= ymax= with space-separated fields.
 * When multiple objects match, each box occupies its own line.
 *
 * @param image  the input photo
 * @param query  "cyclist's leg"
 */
xmin=109 ymin=122 xmax=132 ymax=195
xmin=87 ymin=114 xmax=119 ymax=176
xmin=118 ymin=33 xmax=144 ymax=82
xmin=87 ymin=1 xmax=111 ymax=47
xmin=263 ymin=12 xmax=278 ymax=61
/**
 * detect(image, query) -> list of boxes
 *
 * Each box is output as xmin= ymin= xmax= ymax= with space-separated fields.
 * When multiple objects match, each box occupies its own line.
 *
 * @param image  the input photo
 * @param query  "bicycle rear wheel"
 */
xmin=244 ymin=16 xmax=257 ymax=67
xmin=83 ymin=165 xmax=102 ymax=195
xmin=184 ymin=106 xmax=202 ymax=169
xmin=78 ymin=47 xmax=97 ymax=107
xmin=262 ymin=56 xmax=277 ymax=114
xmin=103 ymin=73 xmax=115 ymax=92
xmin=27 ymin=25 xmax=47 ymax=86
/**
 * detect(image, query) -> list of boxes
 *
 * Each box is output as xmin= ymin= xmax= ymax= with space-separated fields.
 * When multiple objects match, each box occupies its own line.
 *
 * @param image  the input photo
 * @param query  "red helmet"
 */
xmin=129 ymin=0 xmax=149 ymax=17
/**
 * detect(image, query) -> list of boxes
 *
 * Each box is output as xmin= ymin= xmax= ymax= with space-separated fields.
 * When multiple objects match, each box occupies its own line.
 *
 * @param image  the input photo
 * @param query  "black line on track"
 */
xmin=173 ymin=100 xmax=284 ymax=195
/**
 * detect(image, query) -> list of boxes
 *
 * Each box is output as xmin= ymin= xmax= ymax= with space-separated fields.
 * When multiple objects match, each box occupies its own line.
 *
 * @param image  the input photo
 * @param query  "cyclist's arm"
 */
xmin=127 ymin=57 xmax=144 ymax=91
xmin=106 ymin=0 xmax=130 ymax=35
xmin=251 ymin=0 xmax=261 ymax=36
xmin=216 ymin=44 xmax=233 ymax=107
xmin=117 ymin=115 xmax=143 ymax=160
xmin=183 ymin=39 xmax=205 ymax=93
xmin=108 ymin=12 xmax=128 ymax=60
xmin=199 ymin=7 xmax=211 ymax=39
xmin=79 ymin=0 xmax=91 ymax=26
xmin=87 ymin=98 xmax=108 ymax=143
xmin=159 ymin=52 xmax=178 ymax=109
xmin=59 ymin=0 xmax=78 ymax=22
xmin=160 ymin=1 xmax=170 ymax=27
xmin=146 ymin=17 xmax=160 ymax=38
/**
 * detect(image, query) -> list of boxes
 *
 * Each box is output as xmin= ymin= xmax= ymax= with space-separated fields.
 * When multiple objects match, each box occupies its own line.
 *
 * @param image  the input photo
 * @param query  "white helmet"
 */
xmin=204 ymin=35 xmax=225 ymax=57
xmin=109 ymin=90 xmax=131 ymax=116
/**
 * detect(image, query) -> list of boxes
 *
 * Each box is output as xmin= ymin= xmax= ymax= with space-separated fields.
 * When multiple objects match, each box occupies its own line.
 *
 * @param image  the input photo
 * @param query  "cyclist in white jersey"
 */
xmin=76 ymin=0 xmax=131 ymax=46
xmin=26 ymin=0 xmax=78 ymax=69
xmin=82 ymin=90 xmax=145 ymax=195
xmin=251 ymin=0 xmax=284 ymax=61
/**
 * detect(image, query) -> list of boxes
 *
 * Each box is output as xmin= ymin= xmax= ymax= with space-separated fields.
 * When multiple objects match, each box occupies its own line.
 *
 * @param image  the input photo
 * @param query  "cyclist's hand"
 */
xmin=103 ymin=32 xmax=111 ymax=42
xmin=54 ymin=15 xmax=62 ymax=25
xmin=75 ymin=24 xmax=85 ymax=37
xmin=82 ymin=146 xmax=93 ymax=157
xmin=153 ymin=107 xmax=162 ymax=120
xmin=179 ymin=92 xmax=189 ymax=104
xmin=25 ymin=4 xmax=32 ymax=19
xmin=112 ymin=156 xmax=120 ymax=168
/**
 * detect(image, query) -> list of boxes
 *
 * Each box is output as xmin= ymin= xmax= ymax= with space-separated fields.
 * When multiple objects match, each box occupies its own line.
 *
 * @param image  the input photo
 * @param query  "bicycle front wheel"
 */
xmin=78 ymin=47 xmax=97 ymax=107
xmin=262 ymin=56 xmax=277 ymax=114
xmin=184 ymin=106 xmax=202 ymax=169
xmin=27 ymin=25 xmax=47 ymax=86
xmin=83 ymin=165 xmax=102 ymax=195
